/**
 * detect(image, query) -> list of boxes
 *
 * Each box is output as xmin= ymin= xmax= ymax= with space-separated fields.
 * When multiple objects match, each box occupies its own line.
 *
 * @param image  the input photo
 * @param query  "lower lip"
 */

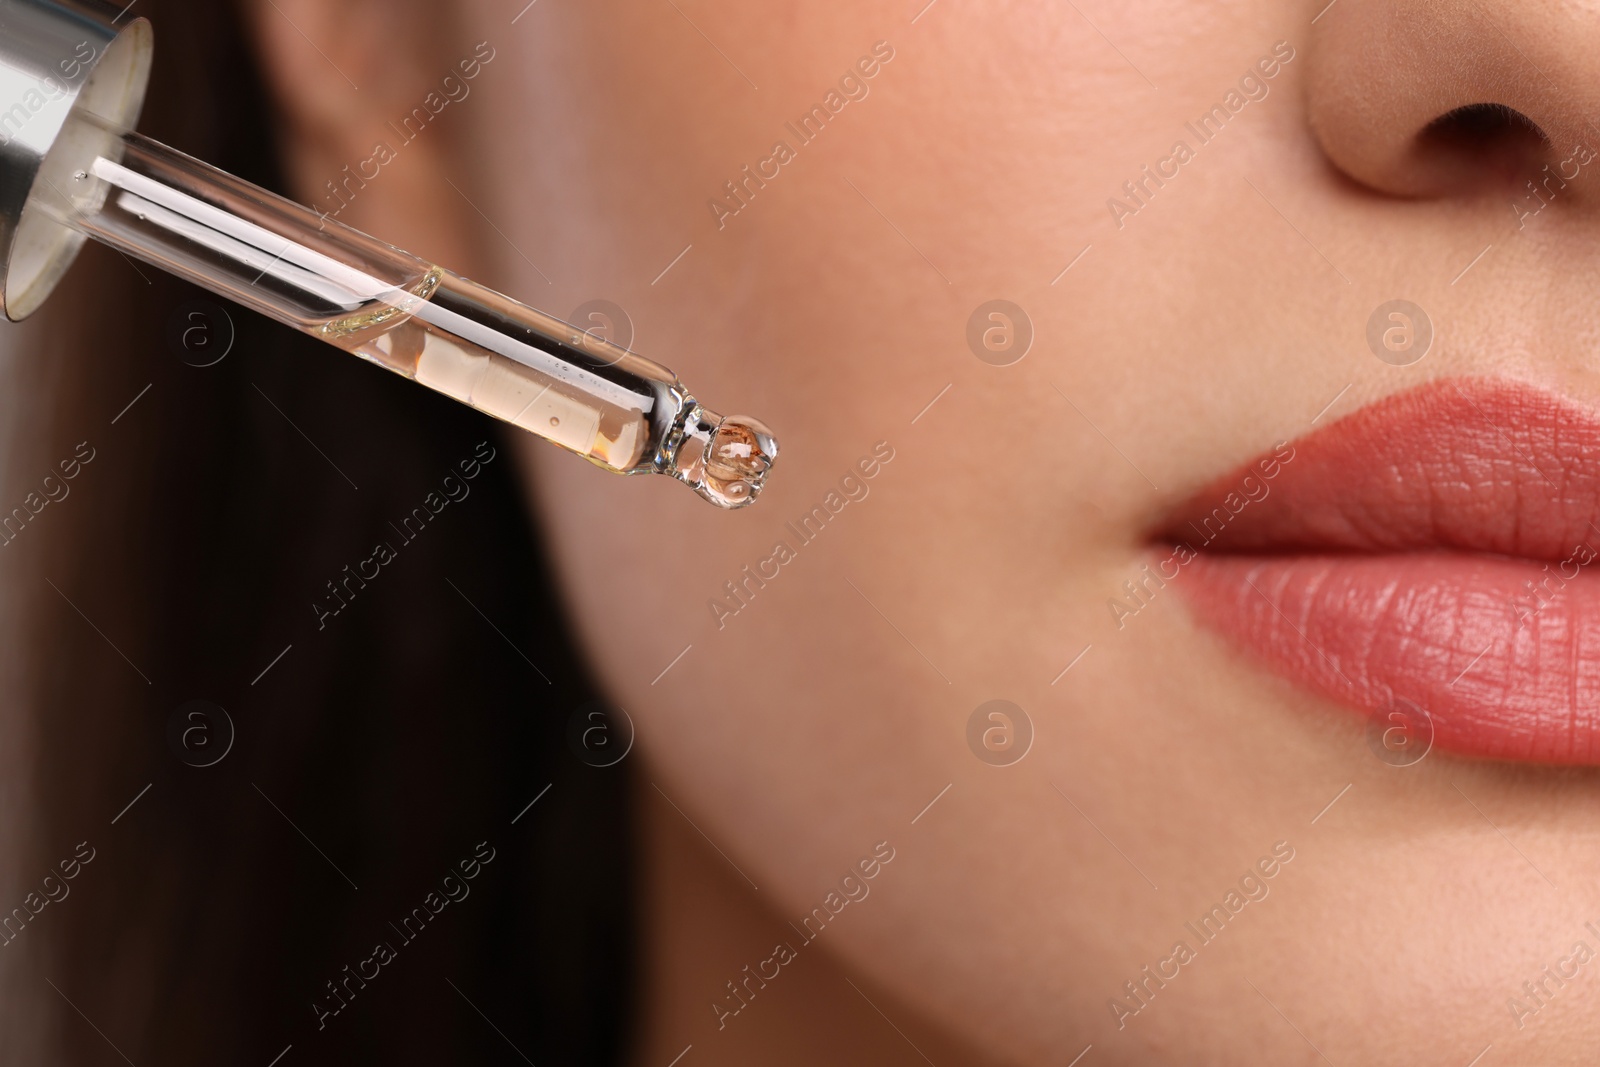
xmin=1177 ymin=550 xmax=1600 ymax=764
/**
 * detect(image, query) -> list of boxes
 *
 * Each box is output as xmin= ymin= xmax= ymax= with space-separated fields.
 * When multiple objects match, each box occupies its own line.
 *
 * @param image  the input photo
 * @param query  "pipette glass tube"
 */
xmin=27 ymin=110 xmax=777 ymax=509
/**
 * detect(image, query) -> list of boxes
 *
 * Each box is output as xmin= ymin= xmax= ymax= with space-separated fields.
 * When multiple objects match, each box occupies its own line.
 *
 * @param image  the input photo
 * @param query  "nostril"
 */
xmin=1414 ymin=103 xmax=1551 ymax=189
xmin=1421 ymin=102 xmax=1549 ymax=150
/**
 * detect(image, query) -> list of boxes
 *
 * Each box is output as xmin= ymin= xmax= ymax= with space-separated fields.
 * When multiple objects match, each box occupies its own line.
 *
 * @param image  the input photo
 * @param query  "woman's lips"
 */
xmin=1160 ymin=378 xmax=1600 ymax=765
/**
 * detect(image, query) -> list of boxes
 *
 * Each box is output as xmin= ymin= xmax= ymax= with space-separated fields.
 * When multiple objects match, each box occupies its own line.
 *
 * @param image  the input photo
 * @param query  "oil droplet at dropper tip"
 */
xmin=669 ymin=408 xmax=779 ymax=510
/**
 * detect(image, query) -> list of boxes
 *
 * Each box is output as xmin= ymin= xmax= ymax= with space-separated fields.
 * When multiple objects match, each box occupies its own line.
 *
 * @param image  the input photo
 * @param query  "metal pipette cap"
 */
xmin=0 ymin=0 xmax=151 ymax=321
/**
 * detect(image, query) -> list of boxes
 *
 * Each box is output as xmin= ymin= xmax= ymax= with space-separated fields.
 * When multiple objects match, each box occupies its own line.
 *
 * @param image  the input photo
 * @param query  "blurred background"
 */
xmin=0 ymin=2 xmax=637 ymax=1063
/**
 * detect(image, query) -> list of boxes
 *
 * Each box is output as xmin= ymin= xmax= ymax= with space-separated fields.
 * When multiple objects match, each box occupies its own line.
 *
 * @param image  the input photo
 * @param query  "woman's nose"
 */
xmin=1305 ymin=0 xmax=1600 ymax=204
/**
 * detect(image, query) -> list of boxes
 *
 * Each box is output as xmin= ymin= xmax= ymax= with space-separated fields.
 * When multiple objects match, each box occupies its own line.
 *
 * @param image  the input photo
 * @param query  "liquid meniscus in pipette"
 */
xmin=32 ymin=113 xmax=776 ymax=509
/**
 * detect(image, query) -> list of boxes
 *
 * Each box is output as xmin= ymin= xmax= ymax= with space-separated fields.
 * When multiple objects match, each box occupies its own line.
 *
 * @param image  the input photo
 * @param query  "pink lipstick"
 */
xmin=1162 ymin=379 xmax=1600 ymax=765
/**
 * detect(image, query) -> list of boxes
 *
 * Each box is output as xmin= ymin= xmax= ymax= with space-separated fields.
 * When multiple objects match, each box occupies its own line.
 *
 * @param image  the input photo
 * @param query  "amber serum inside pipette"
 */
xmin=29 ymin=110 xmax=778 ymax=509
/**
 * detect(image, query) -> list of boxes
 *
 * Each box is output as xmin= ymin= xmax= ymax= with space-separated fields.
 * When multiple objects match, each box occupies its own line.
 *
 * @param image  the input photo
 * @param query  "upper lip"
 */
xmin=1157 ymin=377 xmax=1600 ymax=765
xmin=1159 ymin=377 xmax=1600 ymax=562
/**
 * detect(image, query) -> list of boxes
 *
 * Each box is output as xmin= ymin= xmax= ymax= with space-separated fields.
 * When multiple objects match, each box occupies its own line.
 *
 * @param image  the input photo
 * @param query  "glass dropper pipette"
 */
xmin=0 ymin=8 xmax=776 ymax=511
xmin=41 ymin=111 xmax=776 ymax=509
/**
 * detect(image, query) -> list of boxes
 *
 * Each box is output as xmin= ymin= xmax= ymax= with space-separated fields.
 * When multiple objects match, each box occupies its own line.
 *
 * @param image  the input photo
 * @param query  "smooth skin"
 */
xmin=252 ymin=0 xmax=1600 ymax=1063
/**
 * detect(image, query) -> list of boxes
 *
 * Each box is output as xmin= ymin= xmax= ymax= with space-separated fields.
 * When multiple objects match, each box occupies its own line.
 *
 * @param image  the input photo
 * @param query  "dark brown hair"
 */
xmin=16 ymin=2 xmax=634 ymax=1062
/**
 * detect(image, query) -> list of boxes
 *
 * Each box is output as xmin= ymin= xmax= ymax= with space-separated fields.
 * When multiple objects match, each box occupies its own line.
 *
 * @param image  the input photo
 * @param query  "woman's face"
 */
xmin=266 ymin=0 xmax=1600 ymax=1060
